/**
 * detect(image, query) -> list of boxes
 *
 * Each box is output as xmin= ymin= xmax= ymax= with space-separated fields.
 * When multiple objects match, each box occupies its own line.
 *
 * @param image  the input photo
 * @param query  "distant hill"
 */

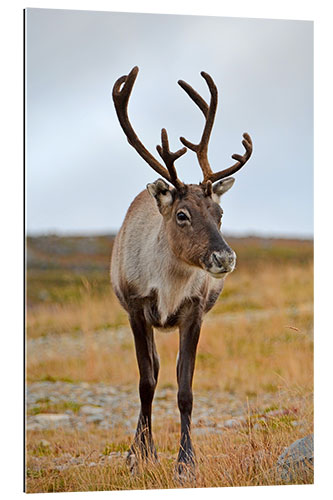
xmin=25 ymin=234 xmax=313 ymax=308
xmin=26 ymin=234 xmax=313 ymax=272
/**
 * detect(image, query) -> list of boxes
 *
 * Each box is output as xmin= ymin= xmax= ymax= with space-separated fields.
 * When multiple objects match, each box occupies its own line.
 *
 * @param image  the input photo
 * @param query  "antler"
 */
xmin=209 ymin=132 xmax=253 ymax=183
xmin=178 ymin=72 xmax=217 ymax=181
xmin=156 ymin=129 xmax=186 ymax=189
xmin=178 ymin=72 xmax=253 ymax=184
xmin=112 ymin=66 xmax=186 ymax=189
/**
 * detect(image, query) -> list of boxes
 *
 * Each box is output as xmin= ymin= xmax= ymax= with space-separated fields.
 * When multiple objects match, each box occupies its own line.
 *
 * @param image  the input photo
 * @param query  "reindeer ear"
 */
xmin=147 ymin=179 xmax=174 ymax=214
xmin=212 ymin=177 xmax=235 ymax=203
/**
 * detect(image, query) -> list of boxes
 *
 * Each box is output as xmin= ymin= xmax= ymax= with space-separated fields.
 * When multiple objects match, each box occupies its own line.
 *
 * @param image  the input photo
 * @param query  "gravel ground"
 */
xmin=26 ymin=307 xmax=312 ymax=480
xmin=27 ymin=381 xmax=246 ymax=432
xmin=26 ymin=380 xmax=309 ymax=479
xmin=27 ymin=307 xmax=312 ymax=434
xmin=26 ymin=379 xmax=304 ymax=435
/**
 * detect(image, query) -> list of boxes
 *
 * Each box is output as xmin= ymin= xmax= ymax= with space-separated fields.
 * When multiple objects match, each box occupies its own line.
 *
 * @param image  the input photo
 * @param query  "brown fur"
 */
xmin=110 ymin=66 xmax=251 ymax=479
xmin=111 ymin=184 xmax=231 ymax=327
xmin=110 ymin=181 xmax=236 ymax=476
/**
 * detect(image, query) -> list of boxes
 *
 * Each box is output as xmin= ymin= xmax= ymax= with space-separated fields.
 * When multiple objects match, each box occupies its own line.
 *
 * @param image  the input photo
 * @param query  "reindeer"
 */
xmin=111 ymin=66 xmax=252 ymax=478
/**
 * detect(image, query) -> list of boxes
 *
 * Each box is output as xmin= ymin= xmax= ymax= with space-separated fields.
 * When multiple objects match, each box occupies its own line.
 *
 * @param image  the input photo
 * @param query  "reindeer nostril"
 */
xmin=211 ymin=251 xmax=235 ymax=272
xmin=212 ymin=252 xmax=222 ymax=267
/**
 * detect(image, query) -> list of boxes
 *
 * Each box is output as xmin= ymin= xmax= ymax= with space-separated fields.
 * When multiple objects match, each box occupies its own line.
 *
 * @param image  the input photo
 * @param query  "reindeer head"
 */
xmin=112 ymin=67 xmax=253 ymax=277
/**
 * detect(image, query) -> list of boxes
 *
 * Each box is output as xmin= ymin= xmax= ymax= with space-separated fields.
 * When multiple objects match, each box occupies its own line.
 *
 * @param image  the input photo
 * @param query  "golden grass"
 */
xmin=27 ymin=262 xmax=313 ymax=395
xmin=26 ymin=239 xmax=313 ymax=491
xmin=27 ymin=308 xmax=313 ymax=393
xmin=26 ymin=394 xmax=313 ymax=492
xmin=27 ymin=286 xmax=127 ymax=340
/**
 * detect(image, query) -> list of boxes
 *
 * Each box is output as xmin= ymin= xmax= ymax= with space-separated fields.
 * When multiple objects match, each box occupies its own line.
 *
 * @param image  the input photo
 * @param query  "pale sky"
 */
xmin=25 ymin=8 xmax=313 ymax=237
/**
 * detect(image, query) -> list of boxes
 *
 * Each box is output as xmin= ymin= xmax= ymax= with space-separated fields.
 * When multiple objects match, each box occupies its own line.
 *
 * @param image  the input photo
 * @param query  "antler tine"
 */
xmin=178 ymin=71 xmax=218 ymax=181
xmin=209 ymin=133 xmax=253 ymax=184
xmin=156 ymin=129 xmax=186 ymax=189
xmin=112 ymin=66 xmax=185 ymax=188
xmin=178 ymin=80 xmax=209 ymax=118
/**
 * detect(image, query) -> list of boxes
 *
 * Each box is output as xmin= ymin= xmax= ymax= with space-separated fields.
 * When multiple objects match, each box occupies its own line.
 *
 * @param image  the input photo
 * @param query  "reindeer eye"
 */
xmin=177 ymin=211 xmax=189 ymax=222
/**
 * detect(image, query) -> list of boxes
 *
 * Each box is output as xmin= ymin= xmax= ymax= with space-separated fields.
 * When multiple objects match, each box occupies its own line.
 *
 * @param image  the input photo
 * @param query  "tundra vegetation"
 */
xmin=26 ymin=234 xmax=313 ymax=492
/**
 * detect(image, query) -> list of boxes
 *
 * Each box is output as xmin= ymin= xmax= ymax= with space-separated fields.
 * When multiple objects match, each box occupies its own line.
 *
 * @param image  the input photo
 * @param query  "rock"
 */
xmin=33 ymin=414 xmax=72 ymax=428
xmin=223 ymin=417 xmax=245 ymax=429
xmin=276 ymin=434 xmax=314 ymax=482
xmin=54 ymin=464 xmax=67 ymax=471
xmin=79 ymin=405 xmax=104 ymax=424
xmin=224 ymin=419 xmax=239 ymax=428
xmin=99 ymin=421 xmax=111 ymax=429
xmin=39 ymin=439 xmax=51 ymax=448
xmin=193 ymin=427 xmax=223 ymax=436
xmin=69 ymin=457 xmax=82 ymax=465
xmin=79 ymin=405 xmax=103 ymax=416
xmin=86 ymin=414 xmax=104 ymax=424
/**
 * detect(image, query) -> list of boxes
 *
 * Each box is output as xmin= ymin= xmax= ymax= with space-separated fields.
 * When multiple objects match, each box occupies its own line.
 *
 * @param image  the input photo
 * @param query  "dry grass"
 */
xmin=26 ymin=236 xmax=313 ymax=491
xmin=27 ymin=263 xmax=313 ymax=394
xmin=26 ymin=396 xmax=313 ymax=492
xmin=27 ymin=307 xmax=313 ymax=393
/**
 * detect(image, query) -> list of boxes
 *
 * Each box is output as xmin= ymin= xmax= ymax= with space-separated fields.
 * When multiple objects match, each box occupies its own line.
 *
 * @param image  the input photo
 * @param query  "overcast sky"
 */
xmin=25 ymin=8 xmax=313 ymax=237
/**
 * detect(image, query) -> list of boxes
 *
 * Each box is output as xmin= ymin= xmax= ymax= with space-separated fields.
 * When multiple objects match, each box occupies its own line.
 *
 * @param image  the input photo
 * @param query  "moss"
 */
xmin=27 ymin=400 xmax=82 ymax=415
xmin=102 ymin=442 xmax=129 ymax=455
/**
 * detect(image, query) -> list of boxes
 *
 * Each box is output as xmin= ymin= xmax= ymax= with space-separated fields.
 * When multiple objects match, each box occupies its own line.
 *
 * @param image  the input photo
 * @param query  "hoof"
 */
xmin=126 ymin=451 xmax=139 ymax=475
xmin=126 ymin=446 xmax=159 ymax=475
xmin=174 ymin=461 xmax=196 ymax=485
